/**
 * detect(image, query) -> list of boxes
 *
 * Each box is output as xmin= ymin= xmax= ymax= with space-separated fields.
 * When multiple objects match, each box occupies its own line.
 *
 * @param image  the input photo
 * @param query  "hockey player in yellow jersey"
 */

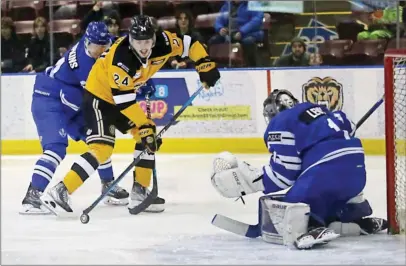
xmin=40 ymin=15 xmax=221 ymax=215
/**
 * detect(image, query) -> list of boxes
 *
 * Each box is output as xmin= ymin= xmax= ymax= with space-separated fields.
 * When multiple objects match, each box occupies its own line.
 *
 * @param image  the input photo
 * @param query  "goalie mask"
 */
xmin=263 ymin=89 xmax=299 ymax=124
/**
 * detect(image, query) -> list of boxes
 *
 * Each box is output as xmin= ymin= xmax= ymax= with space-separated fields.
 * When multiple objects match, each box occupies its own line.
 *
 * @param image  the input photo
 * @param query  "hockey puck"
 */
xmin=80 ymin=213 xmax=90 ymax=224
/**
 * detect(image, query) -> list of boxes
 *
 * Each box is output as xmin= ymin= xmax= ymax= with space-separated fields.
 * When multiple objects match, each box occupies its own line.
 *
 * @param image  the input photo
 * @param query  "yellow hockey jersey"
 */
xmin=85 ymin=30 xmax=209 ymax=126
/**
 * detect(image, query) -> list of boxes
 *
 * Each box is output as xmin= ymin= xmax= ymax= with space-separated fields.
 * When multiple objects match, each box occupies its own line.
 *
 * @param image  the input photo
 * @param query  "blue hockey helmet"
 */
xmin=263 ymin=89 xmax=299 ymax=124
xmin=84 ymin=21 xmax=111 ymax=45
xmin=84 ymin=21 xmax=111 ymax=58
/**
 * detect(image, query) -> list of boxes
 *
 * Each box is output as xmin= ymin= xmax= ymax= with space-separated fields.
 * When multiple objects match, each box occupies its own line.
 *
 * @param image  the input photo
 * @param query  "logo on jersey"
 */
xmin=80 ymin=81 xmax=86 ymax=88
xmin=267 ymin=133 xmax=282 ymax=142
xmin=301 ymin=77 xmax=343 ymax=111
xmin=117 ymin=62 xmax=130 ymax=73
xmin=151 ymin=59 xmax=165 ymax=65
xmin=109 ymin=125 xmax=115 ymax=135
xmin=59 ymin=128 xmax=67 ymax=137
xmin=133 ymin=71 xmax=141 ymax=79
xmin=172 ymin=39 xmax=180 ymax=47
xmin=162 ymin=32 xmax=169 ymax=45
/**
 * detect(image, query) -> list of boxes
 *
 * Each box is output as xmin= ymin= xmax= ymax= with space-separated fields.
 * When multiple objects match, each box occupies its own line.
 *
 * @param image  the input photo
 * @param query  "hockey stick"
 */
xmin=80 ymin=85 xmax=207 ymax=223
xmin=351 ymin=94 xmax=384 ymax=136
xmin=128 ymin=92 xmax=158 ymax=215
xmin=212 ymin=95 xmax=385 ymax=237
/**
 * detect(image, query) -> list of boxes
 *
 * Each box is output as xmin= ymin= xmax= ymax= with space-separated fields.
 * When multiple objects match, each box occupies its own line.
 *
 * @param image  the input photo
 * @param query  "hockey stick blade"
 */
xmin=211 ymin=214 xmax=260 ymax=238
xmin=128 ymin=168 xmax=158 ymax=215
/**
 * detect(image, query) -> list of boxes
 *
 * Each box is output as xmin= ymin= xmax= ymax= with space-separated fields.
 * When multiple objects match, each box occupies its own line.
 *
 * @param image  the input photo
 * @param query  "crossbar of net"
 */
xmin=392 ymin=57 xmax=406 ymax=233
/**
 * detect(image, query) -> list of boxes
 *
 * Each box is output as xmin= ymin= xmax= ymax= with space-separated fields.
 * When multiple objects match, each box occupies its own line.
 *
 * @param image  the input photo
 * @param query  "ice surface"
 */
xmin=2 ymin=154 xmax=405 ymax=265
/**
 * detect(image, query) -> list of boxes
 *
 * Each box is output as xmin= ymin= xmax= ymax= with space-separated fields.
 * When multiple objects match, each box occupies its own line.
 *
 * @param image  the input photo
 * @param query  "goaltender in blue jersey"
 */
xmin=20 ymin=22 xmax=130 ymax=215
xmin=210 ymin=89 xmax=387 ymax=249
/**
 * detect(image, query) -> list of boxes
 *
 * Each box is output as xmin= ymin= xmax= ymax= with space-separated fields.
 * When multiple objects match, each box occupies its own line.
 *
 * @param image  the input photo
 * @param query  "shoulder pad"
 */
xmin=150 ymin=31 xmax=172 ymax=57
xmin=111 ymin=37 xmax=140 ymax=77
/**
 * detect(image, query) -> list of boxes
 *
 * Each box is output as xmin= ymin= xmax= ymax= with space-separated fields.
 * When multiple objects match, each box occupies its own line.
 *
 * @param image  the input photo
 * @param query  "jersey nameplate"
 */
xmin=299 ymin=107 xmax=326 ymax=124
xmin=68 ymin=44 xmax=79 ymax=69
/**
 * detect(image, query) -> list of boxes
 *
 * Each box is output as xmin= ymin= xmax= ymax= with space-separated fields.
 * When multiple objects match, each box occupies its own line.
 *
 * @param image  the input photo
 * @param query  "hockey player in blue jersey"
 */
xmin=210 ymin=89 xmax=387 ymax=249
xmin=20 ymin=21 xmax=130 ymax=215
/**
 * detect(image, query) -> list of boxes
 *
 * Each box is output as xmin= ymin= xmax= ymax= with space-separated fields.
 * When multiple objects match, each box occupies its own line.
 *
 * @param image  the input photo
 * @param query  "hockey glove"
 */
xmin=195 ymin=57 xmax=220 ymax=88
xmin=138 ymin=121 xmax=158 ymax=153
xmin=136 ymin=80 xmax=156 ymax=97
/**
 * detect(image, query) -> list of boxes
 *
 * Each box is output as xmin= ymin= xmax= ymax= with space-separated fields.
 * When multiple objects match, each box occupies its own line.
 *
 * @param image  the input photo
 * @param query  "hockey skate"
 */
xmin=294 ymin=227 xmax=340 ymax=250
xmin=19 ymin=183 xmax=51 ymax=215
xmin=102 ymin=180 xmax=129 ymax=206
xmin=357 ymin=217 xmax=388 ymax=234
xmin=40 ymin=181 xmax=74 ymax=217
xmin=129 ymin=181 xmax=165 ymax=213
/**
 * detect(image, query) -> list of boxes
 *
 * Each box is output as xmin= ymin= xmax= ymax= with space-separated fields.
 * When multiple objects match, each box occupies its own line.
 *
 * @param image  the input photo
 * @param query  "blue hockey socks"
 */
xmin=97 ymin=158 xmax=114 ymax=182
xmin=31 ymin=145 xmax=66 ymax=192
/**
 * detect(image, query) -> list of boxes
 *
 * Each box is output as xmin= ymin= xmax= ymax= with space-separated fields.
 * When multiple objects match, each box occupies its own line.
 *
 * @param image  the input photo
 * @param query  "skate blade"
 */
xmin=103 ymin=197 xmax=129 ymax=206
xmin=19 ymin=204 xmax=52 ymax=215
xmin=19 ymin=210 xmax=53 ymax=215
xmin=39 ymin=197 xmax=76 ymax=219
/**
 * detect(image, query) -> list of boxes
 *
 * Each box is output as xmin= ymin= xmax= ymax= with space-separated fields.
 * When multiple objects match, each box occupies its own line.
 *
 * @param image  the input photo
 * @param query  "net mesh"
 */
xmin=392 ymin=57 xmax=406 ymax=233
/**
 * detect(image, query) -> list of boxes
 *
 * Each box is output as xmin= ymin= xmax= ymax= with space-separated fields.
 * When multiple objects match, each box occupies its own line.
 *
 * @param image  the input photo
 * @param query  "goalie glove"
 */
xmin=211 ymin=151 xmax=265 ymax=198
xmin=195 ymin=57 xmax=220 ymax=88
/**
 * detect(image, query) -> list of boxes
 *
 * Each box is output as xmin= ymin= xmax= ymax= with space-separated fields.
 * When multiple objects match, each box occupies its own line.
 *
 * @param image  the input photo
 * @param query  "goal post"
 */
xmin=384 ymin=49 xmax=406 ymax=234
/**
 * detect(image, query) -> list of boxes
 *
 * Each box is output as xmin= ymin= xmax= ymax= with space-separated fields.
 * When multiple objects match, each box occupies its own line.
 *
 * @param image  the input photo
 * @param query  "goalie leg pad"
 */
xmin=259 ymin=196 xmax=310 ymax=247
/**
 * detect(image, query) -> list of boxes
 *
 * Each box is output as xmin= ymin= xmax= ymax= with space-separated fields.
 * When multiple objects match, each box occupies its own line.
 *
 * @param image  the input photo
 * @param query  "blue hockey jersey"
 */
xmin=33 ymin=37 xmax=95 ymax=120
xmin=262 ymin=102 xmax=364 ymax=194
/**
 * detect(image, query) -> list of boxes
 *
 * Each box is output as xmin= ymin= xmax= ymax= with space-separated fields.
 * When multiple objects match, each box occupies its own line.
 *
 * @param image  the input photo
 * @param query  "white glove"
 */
xmin=210 ymin=151 xmax=265 ymax=198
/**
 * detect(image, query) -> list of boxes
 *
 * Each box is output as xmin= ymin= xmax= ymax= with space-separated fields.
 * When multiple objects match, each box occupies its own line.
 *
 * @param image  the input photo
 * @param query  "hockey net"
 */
xmin=384 ymin=49 xmax=406 ymax=234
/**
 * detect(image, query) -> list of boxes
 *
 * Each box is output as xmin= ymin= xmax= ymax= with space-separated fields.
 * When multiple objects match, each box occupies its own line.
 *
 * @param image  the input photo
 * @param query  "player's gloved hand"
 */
xmin=136 ymin=82 xmax=156 ymax=97
xmin=195 ymin=57 xmax=220 ymax=88
xmin=137 ymin=120 xmax=158 ymax=153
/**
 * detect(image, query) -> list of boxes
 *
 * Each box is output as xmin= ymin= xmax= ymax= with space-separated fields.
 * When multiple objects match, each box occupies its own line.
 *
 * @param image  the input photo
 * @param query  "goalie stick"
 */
xmin=212 ymin=95 xmax=385 ymax=237
xmin=80 ymin=84 xmax=208 ymax=222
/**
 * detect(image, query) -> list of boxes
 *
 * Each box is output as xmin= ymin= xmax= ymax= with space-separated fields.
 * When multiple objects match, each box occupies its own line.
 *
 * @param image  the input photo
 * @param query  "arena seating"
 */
xmin=2 ymin=0 xmax=404 ymax=66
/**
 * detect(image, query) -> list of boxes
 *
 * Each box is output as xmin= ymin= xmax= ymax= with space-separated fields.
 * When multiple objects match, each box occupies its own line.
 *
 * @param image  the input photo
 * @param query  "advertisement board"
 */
xmin=0 ymin=67 xmax=386 ymax=154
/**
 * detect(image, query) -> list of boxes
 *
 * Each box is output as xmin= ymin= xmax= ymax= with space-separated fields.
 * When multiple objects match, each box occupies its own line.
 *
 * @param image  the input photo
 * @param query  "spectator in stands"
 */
xmin=22 ymin=17 xmax=53 ymax=73
xmin=275 ymin=37 xmax=310 ymax=67
xmin=208 ymin=0 xmax=263 ymax=67
xmin=1 ymin=17 xmax=25 ymax=73
xmin=168 ymin=9 xmax=206 ymax=69
xmin=81 ymin=1 xmax=121 ymax=35
xmin=103 ymin=12 xmax=125 ymax=42
xmin=209 ymin=0 xmax=264 ymax=45
xmin=309 ymin=53 xmax=323 ymax=66
xmin=357 ymin=4 xmax=403 ymax=40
